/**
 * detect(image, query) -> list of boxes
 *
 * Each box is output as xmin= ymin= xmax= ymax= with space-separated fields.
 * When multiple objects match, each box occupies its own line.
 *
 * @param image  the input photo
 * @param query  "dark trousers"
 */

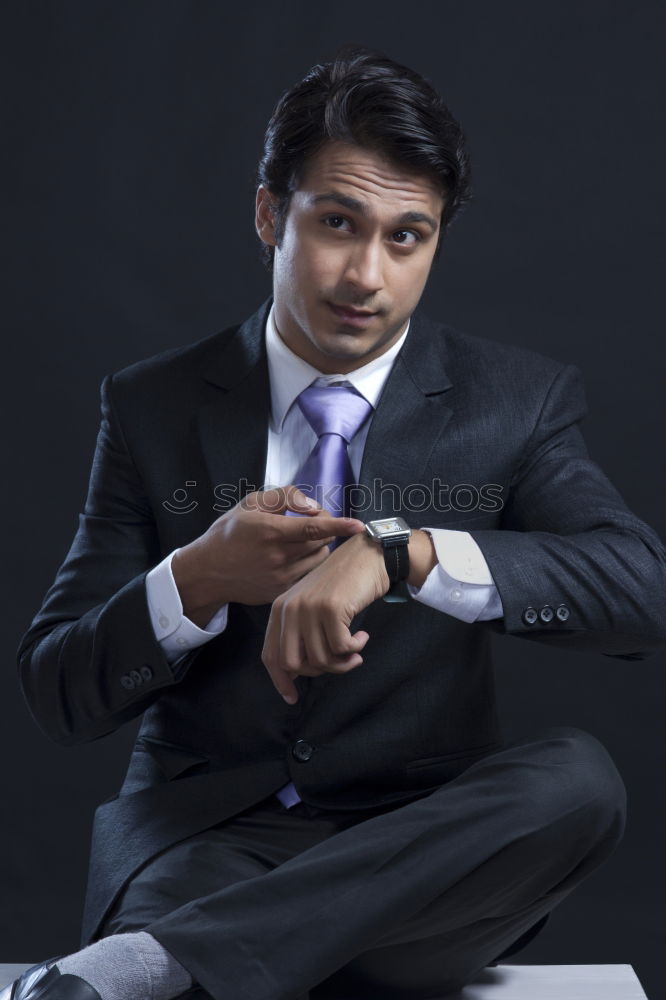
xmin=100 ymin=726 xmax=626 ymax=1000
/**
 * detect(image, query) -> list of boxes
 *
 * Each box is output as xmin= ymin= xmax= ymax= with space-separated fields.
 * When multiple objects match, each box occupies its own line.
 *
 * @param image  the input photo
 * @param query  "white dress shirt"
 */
xmin=145 ymin=305 xmax=503 ymax=666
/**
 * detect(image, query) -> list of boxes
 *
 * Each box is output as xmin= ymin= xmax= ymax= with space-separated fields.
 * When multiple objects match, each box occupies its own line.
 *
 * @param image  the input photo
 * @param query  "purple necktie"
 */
xmin=288 ymin=383 xmax=373 ymax=526
xmin=276 ymin=383 xmax=372 ymax=811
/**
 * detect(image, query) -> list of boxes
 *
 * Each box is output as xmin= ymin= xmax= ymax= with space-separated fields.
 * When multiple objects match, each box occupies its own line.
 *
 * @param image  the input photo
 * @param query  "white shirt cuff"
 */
xmin=145 ymin=549 xmax=229 ymax=665
xmin=407 ymin=529 xmax=503 ymax=622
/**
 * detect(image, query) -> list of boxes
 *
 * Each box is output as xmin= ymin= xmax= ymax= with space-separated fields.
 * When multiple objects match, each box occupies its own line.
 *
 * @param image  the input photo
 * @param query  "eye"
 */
xmin=322 ymin=215 xmax=352 ymax=231
xmin=392 ymin=230 xmax=421 ymax=247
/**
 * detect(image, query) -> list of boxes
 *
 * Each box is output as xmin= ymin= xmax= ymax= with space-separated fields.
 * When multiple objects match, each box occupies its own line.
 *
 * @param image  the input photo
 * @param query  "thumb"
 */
xmin=242 ymin=486 xmax=319 ymax=516
xmin=282 ymin=485 xmax=322 ymax=515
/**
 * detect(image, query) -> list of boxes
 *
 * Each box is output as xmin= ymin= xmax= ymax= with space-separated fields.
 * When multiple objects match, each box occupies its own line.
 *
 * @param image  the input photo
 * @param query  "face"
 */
xmin=255 ymin=141 xmax=444 ymax=374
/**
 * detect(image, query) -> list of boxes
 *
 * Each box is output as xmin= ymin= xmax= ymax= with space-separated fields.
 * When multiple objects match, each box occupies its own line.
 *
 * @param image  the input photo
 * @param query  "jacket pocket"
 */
xmin=135 ymin=737 xmax=210 ymax=781
xmin=405 ymin=742 xmax=500 ymax=770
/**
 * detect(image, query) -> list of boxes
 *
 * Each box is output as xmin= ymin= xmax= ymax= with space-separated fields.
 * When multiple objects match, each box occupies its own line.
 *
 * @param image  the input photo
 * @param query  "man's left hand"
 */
xmin=261 ymin=531 xmax=390 ymax=704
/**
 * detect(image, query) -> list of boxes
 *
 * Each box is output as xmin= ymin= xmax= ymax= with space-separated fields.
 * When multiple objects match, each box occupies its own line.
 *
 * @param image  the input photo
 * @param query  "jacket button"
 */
xmin=292 ymin=740 xmax=314 ymax=762
xmin=522 ymin=607 xmax=538 ymax=626
xmin=120 ymin=674 xmax=135 ymax=690
xmin=539 ymin=605 xmax=554 ymax=623
xmin=556 ymin=604 xmax=570 ymax=621
xmin=140 ymin=665 xmax=154 ymax=681
xmin=130 ymin=669 xmax=143 ymax=685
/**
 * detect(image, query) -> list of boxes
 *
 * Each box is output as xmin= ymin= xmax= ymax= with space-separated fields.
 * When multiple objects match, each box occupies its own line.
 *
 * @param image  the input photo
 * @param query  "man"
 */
xmin=10 ymin=45 xmax=666 ymax=1000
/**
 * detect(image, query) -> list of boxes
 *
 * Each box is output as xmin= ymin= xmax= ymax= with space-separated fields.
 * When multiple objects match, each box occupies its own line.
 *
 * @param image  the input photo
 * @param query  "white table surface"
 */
xmin=457 ymin=964 xmax=648 ymax=999
xmin=0 ymin=963 xmax=649 ymax=998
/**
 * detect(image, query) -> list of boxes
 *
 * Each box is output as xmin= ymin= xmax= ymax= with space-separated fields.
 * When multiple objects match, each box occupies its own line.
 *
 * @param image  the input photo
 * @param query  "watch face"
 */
xmin=376 ymin=519 xmax=403 ymax=535
xmin=365 ymin=516 xmax=411 ymax=541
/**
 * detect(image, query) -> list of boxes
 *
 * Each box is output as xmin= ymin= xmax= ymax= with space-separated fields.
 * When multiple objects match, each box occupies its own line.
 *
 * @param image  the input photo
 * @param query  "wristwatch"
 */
xmin=365 ymin=517 xmax=412 ymax=603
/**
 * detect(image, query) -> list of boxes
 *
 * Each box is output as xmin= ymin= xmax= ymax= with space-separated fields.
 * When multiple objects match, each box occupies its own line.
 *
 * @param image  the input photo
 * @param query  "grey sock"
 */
xmin=56 ymin=931 xmax=193 ymax=1000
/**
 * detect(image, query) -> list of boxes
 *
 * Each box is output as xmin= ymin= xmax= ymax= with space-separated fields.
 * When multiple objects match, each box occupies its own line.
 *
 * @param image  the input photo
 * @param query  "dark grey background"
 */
xmin=3 ymin=1 xmax=665 ymax=996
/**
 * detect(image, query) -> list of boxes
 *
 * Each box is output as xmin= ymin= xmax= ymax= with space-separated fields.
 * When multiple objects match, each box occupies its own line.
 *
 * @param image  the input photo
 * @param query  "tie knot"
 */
xmin=297 ymin=384 xmax=373 ymax=443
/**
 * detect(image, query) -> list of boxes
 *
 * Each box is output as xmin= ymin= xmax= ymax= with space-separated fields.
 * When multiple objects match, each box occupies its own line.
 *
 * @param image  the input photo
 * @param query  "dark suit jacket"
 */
xmin=17 ymin=297 xmax=666 ymax=946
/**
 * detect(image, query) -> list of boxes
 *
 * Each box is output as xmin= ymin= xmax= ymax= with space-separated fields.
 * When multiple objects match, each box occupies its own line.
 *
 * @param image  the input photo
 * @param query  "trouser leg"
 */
xmin=100 ymin=798 xmax=349 ymax=937
xmin=108 ymin=726 xmax=626 ymax=1000
xmin=100 ymin=796 xmax=365 ymax=1000
xmin=314 ymin=763 xmax=622 ymax=999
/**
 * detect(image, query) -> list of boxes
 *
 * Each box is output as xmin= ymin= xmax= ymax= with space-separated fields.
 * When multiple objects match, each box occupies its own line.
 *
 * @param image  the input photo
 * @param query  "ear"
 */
xmin=255 ymin=185 xmax=278 ymax=247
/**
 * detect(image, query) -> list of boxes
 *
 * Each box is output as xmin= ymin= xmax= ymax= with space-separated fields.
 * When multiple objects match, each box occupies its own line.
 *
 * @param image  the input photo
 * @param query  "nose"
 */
xmin=343 ymin=239 xmax=384 ymax=298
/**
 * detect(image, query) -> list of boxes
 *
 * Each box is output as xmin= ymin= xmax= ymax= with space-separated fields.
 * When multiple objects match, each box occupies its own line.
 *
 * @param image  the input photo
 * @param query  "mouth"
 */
xmin=327 ymin=302 xmax=378 ymax=327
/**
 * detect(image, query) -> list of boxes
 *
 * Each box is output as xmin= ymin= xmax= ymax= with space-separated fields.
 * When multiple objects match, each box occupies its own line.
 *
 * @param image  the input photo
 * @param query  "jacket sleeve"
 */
xmin=467 ymin=364 xmax=666 ymax=659
xmin=17 ymin=374 xmax=199 ymax=746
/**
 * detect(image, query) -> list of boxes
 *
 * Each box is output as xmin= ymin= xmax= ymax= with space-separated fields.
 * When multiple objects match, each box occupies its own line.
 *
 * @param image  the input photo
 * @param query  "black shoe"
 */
xmin=0 ymin=961 xmax=101 ymax=1000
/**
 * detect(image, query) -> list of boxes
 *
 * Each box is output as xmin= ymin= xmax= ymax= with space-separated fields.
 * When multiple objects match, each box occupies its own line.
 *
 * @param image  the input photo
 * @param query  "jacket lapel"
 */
xmin=196 ymin=298 xmax=273 ymax=510
xmin=358 ymin=308 xmax=454 ymax=520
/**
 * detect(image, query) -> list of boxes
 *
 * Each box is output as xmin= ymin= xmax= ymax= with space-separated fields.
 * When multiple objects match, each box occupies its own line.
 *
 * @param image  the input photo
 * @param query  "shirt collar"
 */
xmin=265 ymin=302 xmax=410 ymax=432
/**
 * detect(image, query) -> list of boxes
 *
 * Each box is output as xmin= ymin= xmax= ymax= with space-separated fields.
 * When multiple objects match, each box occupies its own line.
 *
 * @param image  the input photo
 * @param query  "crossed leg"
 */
xmin=100 ymin=726 xmax=626 ymax=1000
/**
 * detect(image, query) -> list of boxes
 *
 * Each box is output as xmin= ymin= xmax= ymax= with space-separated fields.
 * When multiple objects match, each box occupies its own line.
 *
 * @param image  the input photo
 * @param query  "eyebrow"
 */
xmin=309 ymin=192 xmax=439 ymax=234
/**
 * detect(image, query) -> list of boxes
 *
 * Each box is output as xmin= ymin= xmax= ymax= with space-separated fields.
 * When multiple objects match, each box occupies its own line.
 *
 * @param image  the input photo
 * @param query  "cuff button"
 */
xmin=556 ymin=604 xmax=570 ymax=621
xmin=522 ymin=607 xmax=538 ymax=626
xmin=539 ymin=605 xmax=554 ymax=623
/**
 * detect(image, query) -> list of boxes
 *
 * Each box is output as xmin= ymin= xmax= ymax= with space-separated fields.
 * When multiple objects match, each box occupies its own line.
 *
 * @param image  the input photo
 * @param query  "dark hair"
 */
xmin=255 ymin=44 xmax=472 ymax=272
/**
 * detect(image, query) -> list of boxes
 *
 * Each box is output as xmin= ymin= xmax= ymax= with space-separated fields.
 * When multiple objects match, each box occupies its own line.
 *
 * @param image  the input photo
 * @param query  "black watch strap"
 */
xmin=383 ymin=542 xmax=409 ymax=582
xmin=382 ymin=542 xmax=410 ymax=603
xmin=364 ymin=518 xmax=411 ymax=605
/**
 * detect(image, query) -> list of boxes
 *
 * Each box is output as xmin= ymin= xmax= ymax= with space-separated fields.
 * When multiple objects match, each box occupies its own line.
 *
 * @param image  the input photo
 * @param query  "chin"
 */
xmin=321 ymin=336 xmax=373 ymax=356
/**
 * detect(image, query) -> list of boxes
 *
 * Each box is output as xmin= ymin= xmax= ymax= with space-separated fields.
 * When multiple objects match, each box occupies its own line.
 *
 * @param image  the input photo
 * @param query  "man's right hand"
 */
xmin=171 ymin=486 xmax=366 ymax=628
